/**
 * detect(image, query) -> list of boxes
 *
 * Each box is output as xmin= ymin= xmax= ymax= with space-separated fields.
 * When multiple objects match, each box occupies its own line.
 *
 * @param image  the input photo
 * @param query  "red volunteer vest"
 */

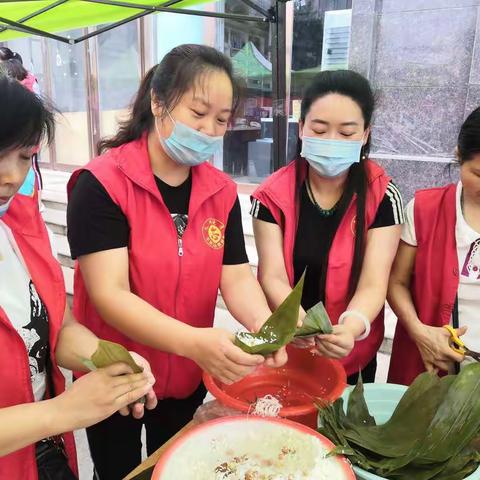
xmin=388 ymin=184 xmax=459 ymax=385
xmin=67 ymin=134 xmax=237 ymax=399
xmin=253 ymin=160 xmax=390 ymax=376
xmin=0 ymin=193 xmax=77 ymax=479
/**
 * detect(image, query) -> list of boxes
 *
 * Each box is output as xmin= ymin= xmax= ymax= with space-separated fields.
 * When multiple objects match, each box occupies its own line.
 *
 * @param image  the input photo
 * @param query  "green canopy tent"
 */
xmin=232 ymin=40 xmax=271 ymax=79
xmin=0 ymin=0 xmax=274 ymax=43
xmin=0 ymin=0 xmax=290 ymax=170
xmin=232 ymin=40 xmax=272 ymax=96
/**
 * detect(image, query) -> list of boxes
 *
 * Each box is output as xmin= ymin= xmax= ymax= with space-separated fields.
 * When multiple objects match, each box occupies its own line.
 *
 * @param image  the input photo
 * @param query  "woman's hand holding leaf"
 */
xmin=250 ymin=318 xmax=289 ymax=368
xmin=410 ymin=323 xmax=466 ymax=373
xmin=190 ymin=327 xmax=264 ymax=385
xmin=56 ymin=363 xmax=153 ymax=431
xmin=235 ymin=274 xmax=305 ymax=355
xmin=81 ymin=340 xmax=157 ymax=419
xmin=315 ymin=324 xmax=356 ymax=359
xmin=120 ymin=352 xmax=158 ymax=419
xmin=294 ymin=301 xmax=333 ymax=350
xmin=291 ymin=307 xmax=316 ymax=349
xmin=264 ymin=347 xmax=288 ymax=368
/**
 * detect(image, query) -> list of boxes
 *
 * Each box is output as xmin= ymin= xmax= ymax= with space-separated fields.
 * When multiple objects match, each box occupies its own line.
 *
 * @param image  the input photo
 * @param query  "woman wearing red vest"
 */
xmin=1 ymin=48 xmax=45 ymax=215
xmin=67 ymin=44 xmax=284 ymax=479
xmin=252 ymin=70 xmax=403 ymax=384
xmin=0 ymin=49 xmax=44 ymax=207
xmin=0 ymin=75 xmax=156 ymax=479
xmin=388 ymin=107 xmax=480 ymax=385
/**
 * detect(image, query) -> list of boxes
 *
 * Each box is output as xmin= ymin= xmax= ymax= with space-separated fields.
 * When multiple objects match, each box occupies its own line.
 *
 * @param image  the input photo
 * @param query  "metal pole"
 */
xmin=84 ymin=0 xmax=269 ymax=23
xmin=79 ymin=0 xmax=181 ymax=43
xmin=41 ymin=36 xmax=57 ymax=168
xmin=74 ymin=10 xmax=149 ymax=43
xmin=0 ymin=0 xmax=68 ymax=35
xmin=0 ymin=0 xmax=271 ymax=44
xmin=270 ymin=0 xmax=288 ymax=172
xmin=0 ymin=16 xmax=73 ymax=44
xmin=85 ymin=28 xmax=101 ymax=158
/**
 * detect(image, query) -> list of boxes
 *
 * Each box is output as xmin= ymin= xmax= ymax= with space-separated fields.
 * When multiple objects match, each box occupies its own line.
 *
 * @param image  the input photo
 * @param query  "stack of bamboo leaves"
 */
xmin=318 ymin=364 xmax=480 ymax=480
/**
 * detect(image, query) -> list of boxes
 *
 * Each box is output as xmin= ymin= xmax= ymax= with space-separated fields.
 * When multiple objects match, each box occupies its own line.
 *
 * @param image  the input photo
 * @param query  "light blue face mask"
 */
xmin=0 ymin=196 xmax=13 ymax=218
xmin=156 ymin=112 xmax=224 ymax=167
xmin=17 ymin=167 xmax=36 ymax=197
xmin=301 ymin=137 xmax=364 ymax=178
xmin=0 ymin=166 xmax=35 ymax=218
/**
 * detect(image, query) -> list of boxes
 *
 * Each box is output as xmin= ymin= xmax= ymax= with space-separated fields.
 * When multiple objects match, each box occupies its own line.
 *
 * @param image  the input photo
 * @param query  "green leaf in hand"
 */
xmin=295 ymin=301 xmax=333 ymax=338
xmin=234 ymin=273 xmax=305 ymax=355
xmin=82 ymin=340 xmax=143 ymax=374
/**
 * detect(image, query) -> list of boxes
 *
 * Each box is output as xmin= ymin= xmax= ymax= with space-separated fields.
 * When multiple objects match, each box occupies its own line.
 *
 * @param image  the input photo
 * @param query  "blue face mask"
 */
xmin=0 ymin=166 xmax=35 ymax=218
xmin=0 ymin=196 xmax=13 ymax=218
xmin=301 ymin=137 xmax=364 ymax=178
xmin=17 ymin=167 xmax=36 ymax=197
xmin=156 ymin=112 xmax=224 ymax=167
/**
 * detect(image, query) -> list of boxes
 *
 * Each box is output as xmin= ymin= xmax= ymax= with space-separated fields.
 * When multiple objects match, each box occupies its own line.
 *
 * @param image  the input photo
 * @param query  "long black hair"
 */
xmin=0 ymin=73 xmax=54 ymax=153
xmin=457 ymin=107 xmax=480 ymax=164
xmin=0 ymin=47 xmax=27 ymax=81
xmin=98 ymin=44 xmax=241 ymax=154
xmin=295 ymin=70 xmax=375 ymax=299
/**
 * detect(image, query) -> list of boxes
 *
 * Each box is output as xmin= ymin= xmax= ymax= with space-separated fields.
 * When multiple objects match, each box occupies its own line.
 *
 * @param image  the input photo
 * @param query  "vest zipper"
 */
xmin=177 ymin=237 xmax=184 ymax=257
xmin=160 ymin=180 xmax=228 ymax=394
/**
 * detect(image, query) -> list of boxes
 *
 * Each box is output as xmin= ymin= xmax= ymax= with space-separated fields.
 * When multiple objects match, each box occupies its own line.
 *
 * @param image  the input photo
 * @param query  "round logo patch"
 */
xmin=202 ymin=218 xmax=225 ymax=250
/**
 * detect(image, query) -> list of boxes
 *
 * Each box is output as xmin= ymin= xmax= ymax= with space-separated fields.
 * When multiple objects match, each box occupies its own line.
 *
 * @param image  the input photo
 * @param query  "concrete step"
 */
xmin=62 ymin=265 xmax=74 ymax=296
xmin=42 ymin=189 xmax=68 ymax=211
xmin=53 ymin=233 xmax=70 ymax=257
xmin=43 ymin=189 xmax=68 ymax=204
xmin=52 ymin=234 xmax=74 ymax=269
xmin=43 ymin=200 xmax=67 ymax=212
xmin=42 ymin=169 xmax=71 ymax=188
xmin=42 ymin=208 xmax=67 ymax=235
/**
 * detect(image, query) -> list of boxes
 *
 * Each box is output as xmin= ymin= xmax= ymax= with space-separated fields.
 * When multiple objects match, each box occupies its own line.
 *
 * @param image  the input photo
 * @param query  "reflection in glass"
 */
xmin=97 ymin=21 xmax=141 ymax=138
xmin=47 ymin=30 xmax=90 ymax=167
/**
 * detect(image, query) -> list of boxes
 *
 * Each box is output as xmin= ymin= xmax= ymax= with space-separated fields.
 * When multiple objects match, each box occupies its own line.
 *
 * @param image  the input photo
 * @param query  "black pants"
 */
xmin=86 ymin=383 xmax=206 ymax=480
xmin=347 ymin=356 xmax=377 ymax=385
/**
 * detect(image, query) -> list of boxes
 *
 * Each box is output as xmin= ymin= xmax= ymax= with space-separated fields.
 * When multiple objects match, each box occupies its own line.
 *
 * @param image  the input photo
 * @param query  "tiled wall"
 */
xmin=350 ymin=0 xmax=480 ymax=201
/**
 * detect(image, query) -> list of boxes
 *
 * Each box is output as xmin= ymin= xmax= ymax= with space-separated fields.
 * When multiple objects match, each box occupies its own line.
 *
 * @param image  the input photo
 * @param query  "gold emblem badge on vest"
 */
xmin=202 ymin=218 xmax=225 ymax=250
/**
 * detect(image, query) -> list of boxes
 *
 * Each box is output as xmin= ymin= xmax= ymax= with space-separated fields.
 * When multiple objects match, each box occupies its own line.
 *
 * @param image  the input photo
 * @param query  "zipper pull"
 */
xmin=177 ymin=237 xmax=184 ymax=257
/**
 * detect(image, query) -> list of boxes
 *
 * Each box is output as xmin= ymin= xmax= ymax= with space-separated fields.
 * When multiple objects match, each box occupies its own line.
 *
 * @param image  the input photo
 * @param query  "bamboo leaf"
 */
xmin=84 ymin=340 xmax=144 ymax=374
xmin=81 ymin=359 xmax=97 ymax=371
xmin=346 ymin=375 xmax=376 ymax=427
xmin=317 ymin=366 xmax=480 ymax=478
xmin=234 ymin=273 xmax=305 ymax=355
xmin=295 ymin=301 xmax=333 ymax=337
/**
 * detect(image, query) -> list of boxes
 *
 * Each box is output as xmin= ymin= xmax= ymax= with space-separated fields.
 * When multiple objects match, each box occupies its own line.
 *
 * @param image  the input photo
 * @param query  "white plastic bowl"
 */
xmin=152 ymin=416 xmax=355 ymax=480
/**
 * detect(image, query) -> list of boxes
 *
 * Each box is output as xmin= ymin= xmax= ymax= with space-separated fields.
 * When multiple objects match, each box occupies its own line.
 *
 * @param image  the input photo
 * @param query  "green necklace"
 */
xmin=305 ymin=178 xmax=339 ymax=217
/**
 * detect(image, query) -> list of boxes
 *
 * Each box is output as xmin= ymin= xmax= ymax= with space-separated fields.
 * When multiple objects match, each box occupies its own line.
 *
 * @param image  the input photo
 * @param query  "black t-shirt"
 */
xmin=251 ymin=181 xmax=404 ymax=310
xmin=67 ymin=171 xmax=249 ymax=265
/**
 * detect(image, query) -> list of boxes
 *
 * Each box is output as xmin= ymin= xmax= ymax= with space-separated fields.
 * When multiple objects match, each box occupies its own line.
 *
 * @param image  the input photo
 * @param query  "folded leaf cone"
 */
xmin=82 ymin=339 xmax=143 ymax=374
xmin=234 ymin=273 xmax=305 ymax=355
xmin=295 ymin=301 xmax=333 ymax=337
